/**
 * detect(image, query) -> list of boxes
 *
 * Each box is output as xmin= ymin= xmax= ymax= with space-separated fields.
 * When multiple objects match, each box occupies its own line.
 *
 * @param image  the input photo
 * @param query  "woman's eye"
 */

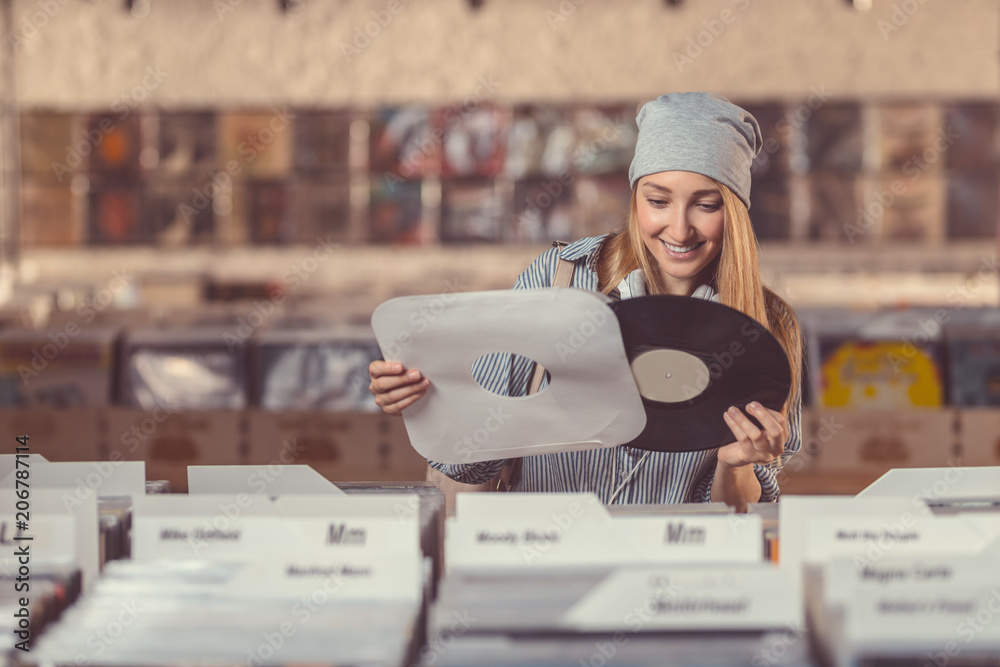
xmin=646 ymin=198 xmax=667 ymax=207
xmin=698 ymin=202 xmax=722 ymax=211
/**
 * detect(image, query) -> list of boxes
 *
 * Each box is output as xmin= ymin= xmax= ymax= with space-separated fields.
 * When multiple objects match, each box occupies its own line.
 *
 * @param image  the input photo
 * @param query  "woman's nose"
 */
xmin=667 ymin=207 xmax=691 ymax=239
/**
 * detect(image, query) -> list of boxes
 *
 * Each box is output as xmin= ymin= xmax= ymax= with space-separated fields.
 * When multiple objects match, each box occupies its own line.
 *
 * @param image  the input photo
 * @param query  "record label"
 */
xmin=629 ymin=349 xmax=710 ymax=403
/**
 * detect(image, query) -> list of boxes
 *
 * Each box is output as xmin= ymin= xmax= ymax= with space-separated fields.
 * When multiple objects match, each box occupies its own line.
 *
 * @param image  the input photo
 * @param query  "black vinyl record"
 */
xmin=610 ymin=295 xmax=792 ymax=453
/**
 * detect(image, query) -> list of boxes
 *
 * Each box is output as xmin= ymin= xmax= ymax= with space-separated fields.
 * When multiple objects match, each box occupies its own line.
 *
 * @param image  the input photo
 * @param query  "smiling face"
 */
xmin=634 ymin=171 xmax=725 ymax=296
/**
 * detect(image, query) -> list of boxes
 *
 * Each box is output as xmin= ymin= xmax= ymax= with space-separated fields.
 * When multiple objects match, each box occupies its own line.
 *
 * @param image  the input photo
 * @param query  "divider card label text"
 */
xmin=561 ymin=566 xmax=802 ymax=631
xmin=449 ymin=514 xmax=762 ymax=570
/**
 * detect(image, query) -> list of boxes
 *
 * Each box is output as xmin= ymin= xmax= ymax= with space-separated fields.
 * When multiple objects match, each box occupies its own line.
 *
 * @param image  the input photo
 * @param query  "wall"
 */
xmin=9 ymin=0 xmax=999 ymax=109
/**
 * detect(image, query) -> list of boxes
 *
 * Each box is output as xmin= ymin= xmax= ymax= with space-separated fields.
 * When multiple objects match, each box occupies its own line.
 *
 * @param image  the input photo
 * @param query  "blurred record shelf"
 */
xmin=12 ymin=98 xmax=999 ymax=251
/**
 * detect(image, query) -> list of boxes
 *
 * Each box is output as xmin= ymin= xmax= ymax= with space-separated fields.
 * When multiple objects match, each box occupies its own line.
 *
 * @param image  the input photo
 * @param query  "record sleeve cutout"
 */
xmin=372 ymin=289 xmax=647 ymax=464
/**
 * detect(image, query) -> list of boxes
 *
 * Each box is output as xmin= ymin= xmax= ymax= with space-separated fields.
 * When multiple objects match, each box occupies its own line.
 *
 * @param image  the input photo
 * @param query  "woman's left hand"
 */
xmin=717 ymin=402 xmax=789 ymax=468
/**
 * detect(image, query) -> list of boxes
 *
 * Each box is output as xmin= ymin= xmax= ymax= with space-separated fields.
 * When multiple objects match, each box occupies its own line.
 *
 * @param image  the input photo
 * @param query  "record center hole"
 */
xmin=472 ymin=352 xmax=550 ymax=397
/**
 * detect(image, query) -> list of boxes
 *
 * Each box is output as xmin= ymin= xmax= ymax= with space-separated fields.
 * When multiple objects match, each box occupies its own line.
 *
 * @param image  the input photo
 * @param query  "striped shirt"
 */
xmin=429 ymin=234 xmax=802 ymax=504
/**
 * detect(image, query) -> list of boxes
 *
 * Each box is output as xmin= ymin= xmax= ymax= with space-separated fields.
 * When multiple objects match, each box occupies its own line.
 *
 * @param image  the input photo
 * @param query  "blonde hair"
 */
xmin=597 ymin=180 xmax=802 ymax=408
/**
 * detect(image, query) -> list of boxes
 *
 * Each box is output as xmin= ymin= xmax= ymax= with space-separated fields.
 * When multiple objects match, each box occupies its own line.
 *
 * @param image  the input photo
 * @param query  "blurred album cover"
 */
xmin=942 ymin=102 xmax=1000 ymax=171
xmin=20 ymin=112 xmax=74 ymax=181
xmin=877 ymin=102 xmax=944 ymax=172
xmin=87 ymin=183 xmax=141 ymax=244
xmin=818 ymin=338 xmax=944 ymax=408
xmin=86 ymin=112 xmax=142 ymax=178
xmin=805 ymin=102 xmax=863 ymax=172
xmin=218 ymin=110 xmax=294 ymax=178
xmin=570 ymin=104 xmax=637 ymax=175
xmin=571 ymin=174 xmax=631 ymax=238
xmin=369 ymin=106 xmax=439 ymax=179
xmin=508 ymin=178 xmax=574 ymax=243
xmin=156 ymin=111 xmax=217 ymax=176
xmin=946 ymin=171 xmax=1000 ymax=238
xmin=20 ymin=180 xmax=81 ymax=246
xmin=949 ymin=338 xmax=1000 ymax=406
xmin=807 ymin=173 xmax=862 ymax=241
xmin=0 ymin=327 xmax=119 ymax=407
xmin=293 ymin=110 xmax=351 ymax=174
xmin=440 ymin=180 xmax=505 ymax=243
xmin=369 ymin=178 xmax=423 ymax=244
xmin=504 ymin=105 xmax=576 ymax=180
xmin=120 ymin=331 xmax=247 ymax=410
xmin=289 ymin=176 xmax=352 ymax=243
xmin=439 ymin=104 xmax=507 ymax=179
xmin=244 ymin=180 xmax=293 ymax=244
xmin=874 ymin=173 xmax=946 ymax=242
xmin=748 ymin=174 xmax=791 ymax=240
xmin=257 ymin=334 xmax=382 ymax=411
xmin=141 ymin=180 xmax=216 ymax=245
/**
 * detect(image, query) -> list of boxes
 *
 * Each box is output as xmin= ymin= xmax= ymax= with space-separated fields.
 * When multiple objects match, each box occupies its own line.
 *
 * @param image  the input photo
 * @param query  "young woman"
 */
xmin=369 ymin=93 xmax=802 ymax=511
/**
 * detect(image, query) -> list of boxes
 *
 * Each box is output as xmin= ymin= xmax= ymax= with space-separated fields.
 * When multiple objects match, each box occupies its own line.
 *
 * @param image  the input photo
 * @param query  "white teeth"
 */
xmin=662 ymin=240 xmax=702 ymax=253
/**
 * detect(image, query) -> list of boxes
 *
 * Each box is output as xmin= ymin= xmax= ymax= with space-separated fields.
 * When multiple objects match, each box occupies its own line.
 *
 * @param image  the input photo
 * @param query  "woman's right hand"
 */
xmin=368 ymin=360 xmax=430 ymax=415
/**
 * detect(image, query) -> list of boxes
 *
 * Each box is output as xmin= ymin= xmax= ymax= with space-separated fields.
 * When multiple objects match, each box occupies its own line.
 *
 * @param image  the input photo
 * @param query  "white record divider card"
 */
xmin=131 ymin=494 xmax=424 ymax=602
xmin=132 ymin=494 xmax=281 ymax=560
xmin=779 ymin=495 xmax=1000 ymax=568
xmin=856 ymin=465 xmax=1000 ymax=503
xmin=0 ymin=489 xmax=99 ymax=589
xmin=187 ymin=465 xmax=347 ymax=496
xmin=447 ymin=493 xmax=763 ymax=571
xmin=813 ymin=555 xmax=1000 ymax=667
xmin=560 ymin=565 xmax=803 ymax=632
xmin=371 ymin=289 xmax=647 ymax=464
xmin=0 ymin=460 xmax=146 ymax=498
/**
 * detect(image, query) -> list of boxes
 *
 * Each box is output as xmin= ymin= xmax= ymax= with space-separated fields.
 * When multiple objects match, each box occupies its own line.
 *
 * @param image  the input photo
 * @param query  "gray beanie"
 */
xmin=627 ymin=92 xmax=763 ymax=210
